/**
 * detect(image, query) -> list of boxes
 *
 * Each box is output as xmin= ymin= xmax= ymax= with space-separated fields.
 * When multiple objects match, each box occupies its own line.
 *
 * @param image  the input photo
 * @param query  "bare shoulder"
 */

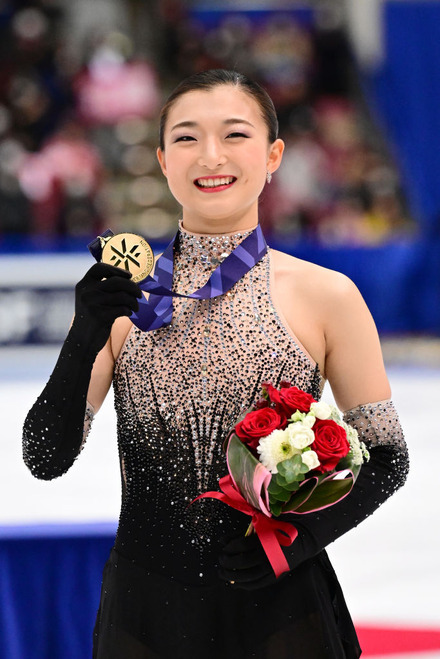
xmin=270 ymin=248 xmax=360 ymax=308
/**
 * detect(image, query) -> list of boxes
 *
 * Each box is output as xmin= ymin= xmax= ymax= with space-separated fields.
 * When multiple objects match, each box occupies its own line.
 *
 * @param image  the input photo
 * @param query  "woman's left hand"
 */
xmin=218 ymin=533 xmax=288 ymax=590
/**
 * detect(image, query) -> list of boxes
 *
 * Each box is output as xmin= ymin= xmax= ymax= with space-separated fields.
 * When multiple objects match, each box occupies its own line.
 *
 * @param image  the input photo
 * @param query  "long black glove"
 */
xmin=218 ymin=401 xmax=409 ymax=590
xmin=23 ymin=263 xmax=142 ymax=480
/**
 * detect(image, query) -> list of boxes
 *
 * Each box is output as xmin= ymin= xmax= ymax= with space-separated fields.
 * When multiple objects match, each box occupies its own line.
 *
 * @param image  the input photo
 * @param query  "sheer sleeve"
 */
xmin=83 ymin=401 xmax=96 ymax=445
xmin=284 ymin=399 xmax=410 ymax=565
xmin=343 ymin=399 xmax=407 ymax=451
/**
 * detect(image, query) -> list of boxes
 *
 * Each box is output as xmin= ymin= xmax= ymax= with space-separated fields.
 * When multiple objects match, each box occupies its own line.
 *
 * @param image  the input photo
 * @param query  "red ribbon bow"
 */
xmin=193 ymin=475 xmax=298 ymax=578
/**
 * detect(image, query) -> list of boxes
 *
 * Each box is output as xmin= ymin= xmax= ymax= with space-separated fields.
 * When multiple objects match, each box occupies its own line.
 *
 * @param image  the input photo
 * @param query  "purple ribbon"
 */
xmin=89 ymin=225 xmax=267 ymax=332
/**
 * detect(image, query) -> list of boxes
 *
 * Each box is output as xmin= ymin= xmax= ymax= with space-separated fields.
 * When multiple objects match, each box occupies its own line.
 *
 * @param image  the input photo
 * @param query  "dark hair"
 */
xmin=158 ymin=69 xmax=279 ymax=150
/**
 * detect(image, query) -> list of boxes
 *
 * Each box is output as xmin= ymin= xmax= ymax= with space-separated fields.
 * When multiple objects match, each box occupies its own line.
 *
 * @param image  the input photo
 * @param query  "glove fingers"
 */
xmin=107 ymin=305 xmax=137 ymax=319
xmin=81 ymin=262 xmax=133 ymax=282
xmin=97 ymin=290 xmax=140 ymax=310
xmin=229 ymin=573 xmax=278 ymax=591
xmin=99 ymin=277 xmax=142 ymax=296
xmin=77 ymin=277 xmax=141 ymax=299
xmin=95 ymin=305 xmax=136 ymax=325
xmin=221 ymin=533 xmax=260 ymax=555
xmin=82 ymin=289 xmax=140 ymax=313
xmin=219 ymin=532 xmax=285 ymax=590
xmin=219 ymin=547 xmax=264 ymax=570
xmin=219 ymin=562 xmax=271 ymax=584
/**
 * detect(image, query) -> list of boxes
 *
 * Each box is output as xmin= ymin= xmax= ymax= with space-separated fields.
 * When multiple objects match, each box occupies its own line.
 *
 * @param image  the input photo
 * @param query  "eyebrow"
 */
xmin=170 ymin=118 xmax=256 ymax=132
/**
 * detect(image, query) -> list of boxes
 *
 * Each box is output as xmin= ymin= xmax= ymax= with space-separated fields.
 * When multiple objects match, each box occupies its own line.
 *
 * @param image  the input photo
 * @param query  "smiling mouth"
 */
xmin=194 ymin=176 xmax=237 ymax=189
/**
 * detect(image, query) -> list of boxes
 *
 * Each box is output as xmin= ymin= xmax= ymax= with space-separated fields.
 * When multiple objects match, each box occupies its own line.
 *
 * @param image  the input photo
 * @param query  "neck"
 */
xmin=179 ymin=221 xmax=258 ymax=238
xmin=180 ymin=208 xmax=259 ymax=236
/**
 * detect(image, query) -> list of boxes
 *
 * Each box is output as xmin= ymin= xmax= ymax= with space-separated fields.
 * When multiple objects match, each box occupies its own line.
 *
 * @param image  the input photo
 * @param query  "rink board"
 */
xmin=0 ymin=351 xmax=439 ymax=658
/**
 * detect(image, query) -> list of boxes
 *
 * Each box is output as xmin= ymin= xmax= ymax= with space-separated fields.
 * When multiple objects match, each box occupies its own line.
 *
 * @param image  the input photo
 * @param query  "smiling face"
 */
xmin=157 ymin=84 xmax=284 ymax=233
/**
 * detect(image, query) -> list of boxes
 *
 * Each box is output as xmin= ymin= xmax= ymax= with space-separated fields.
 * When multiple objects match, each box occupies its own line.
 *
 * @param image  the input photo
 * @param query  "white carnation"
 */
xmin=301 ymin=450 xmax=320 ymax=471
xmin=257 ymin=429 xmax=298 ymax=474
xmin=286 ymin=422 xmax=315 ymax=449
xmin=310 ymin=401 xmax=332 ymax=420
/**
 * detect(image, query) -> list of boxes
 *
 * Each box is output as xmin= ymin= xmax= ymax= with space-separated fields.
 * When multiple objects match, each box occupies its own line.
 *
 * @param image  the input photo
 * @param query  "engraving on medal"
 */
xmin=101 ymin=233 xmax=154 ymax=282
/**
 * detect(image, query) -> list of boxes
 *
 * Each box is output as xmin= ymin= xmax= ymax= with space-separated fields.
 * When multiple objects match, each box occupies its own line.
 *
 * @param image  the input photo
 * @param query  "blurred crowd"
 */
xmin=0 ymin=0 xmax=414 ymax=247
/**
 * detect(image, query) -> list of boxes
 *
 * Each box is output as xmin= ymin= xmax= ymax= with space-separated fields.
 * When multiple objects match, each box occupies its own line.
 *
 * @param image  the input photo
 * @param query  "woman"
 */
xmin=23 ymin=70 xmax=409 ymax=658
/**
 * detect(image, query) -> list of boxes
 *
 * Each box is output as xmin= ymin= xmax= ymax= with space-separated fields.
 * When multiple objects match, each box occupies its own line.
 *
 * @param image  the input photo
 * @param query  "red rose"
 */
xmin=261 ymin=383 xmax=316 ymax=418
xmin=261 ymin=383 xmax=282 ymax=406
xmin=278 ymin=386 xmax=316 ymax=416
xmin=311 ymin=419 xmax=350 ymax=473
xmin=235 ymin=408 xmax=283 ymax=450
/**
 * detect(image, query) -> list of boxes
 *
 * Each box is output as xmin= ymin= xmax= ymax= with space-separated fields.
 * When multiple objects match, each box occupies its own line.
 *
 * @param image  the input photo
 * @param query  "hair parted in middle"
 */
xmin=158 ymin=69 xmax=279 ymax=150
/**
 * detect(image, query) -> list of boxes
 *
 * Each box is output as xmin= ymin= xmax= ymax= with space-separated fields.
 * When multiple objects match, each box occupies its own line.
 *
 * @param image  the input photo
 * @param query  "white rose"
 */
xmin=301 ymin=450 xmax=320 ymax=471
xmin=286 ymin=422 xmax=315 ymax=449
xmin=257 ymin=429 xmax=298 ymax=474
xmin=310 ymin=401 xmax=332 ymax=420
xmin=303 ymin=413 xmax=316 ymax=428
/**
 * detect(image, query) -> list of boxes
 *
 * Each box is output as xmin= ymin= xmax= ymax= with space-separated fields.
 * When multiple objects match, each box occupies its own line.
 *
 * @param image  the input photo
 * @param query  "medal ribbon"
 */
xmin=89 ymin=225 xmax=267 ymax=332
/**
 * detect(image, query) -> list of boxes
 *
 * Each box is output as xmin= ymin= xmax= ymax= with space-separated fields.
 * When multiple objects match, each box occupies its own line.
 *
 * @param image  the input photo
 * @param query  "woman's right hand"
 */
xmin=73 ymin=262 xmax=142 ymax=353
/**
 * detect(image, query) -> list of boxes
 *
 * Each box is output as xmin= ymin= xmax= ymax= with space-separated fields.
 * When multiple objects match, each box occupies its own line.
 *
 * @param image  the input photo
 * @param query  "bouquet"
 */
xmin=193 ymin=382 xmax=369 ymax=578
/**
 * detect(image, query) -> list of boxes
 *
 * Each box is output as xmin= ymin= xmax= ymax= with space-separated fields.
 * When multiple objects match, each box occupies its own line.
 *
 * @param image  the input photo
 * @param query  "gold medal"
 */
xmin=101 ymin=232 xmax=154 ymax=282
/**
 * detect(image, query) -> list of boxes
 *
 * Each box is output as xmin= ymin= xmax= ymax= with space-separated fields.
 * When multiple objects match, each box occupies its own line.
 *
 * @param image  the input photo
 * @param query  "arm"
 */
xmin=219 ymin=276 xmax=409 ymax=588
xmin=22 ymin=263 xmax=141 ymax=480
xmin=323 ymin=273 xmax=391 ymax=410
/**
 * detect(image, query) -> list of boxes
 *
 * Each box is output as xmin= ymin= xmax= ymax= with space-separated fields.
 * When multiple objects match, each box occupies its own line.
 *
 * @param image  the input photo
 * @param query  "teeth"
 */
xmin=197 ymin=177 xmax=234 ymax=188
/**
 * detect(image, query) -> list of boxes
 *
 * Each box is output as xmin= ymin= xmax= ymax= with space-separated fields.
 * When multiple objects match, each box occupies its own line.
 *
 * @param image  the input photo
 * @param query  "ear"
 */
xmin=266 ymin=139 xmax=284 ymax=176
xmin=156 ymin=147 xmax=167 ymax=178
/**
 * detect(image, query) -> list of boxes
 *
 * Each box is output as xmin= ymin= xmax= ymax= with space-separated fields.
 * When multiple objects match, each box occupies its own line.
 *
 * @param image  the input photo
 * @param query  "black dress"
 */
xmin=92 ymin=225 xmax=361 ymax=658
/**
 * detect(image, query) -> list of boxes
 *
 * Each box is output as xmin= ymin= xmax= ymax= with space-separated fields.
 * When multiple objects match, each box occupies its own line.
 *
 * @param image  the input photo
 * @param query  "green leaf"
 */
xmin=270 ymin=501 xmax=283 ymax=517
xmin=293 ymin=478 xmax=354 ymax=513
xmin=274 ymin=475 xmax=289 ymax=489
xmin=283 ymin=475 xmax=306 ymax=491
xmin=285 ymin=474 xmax=305 ymax=489
xmin=269 ymin=487 xmax=292 ymax=503
xmin=275 ymin=473 xmax=289 ymax=488
xmin=226 ymin=434 xmax=271 ymax=513
xmin=282 ymin=478 xmax=318 ymax=513
xmin=277 ymin=454 xmax=303 ymax=482
xmin=267 ymin=480 xmax=285 ymax=496
xmin=269 ymin=493 xmax=279 ymax=507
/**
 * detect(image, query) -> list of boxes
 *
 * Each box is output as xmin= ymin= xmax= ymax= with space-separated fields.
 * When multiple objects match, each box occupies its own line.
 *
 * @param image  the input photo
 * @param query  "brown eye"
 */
xmin=175 ymin=135 xmax=196 ymax=142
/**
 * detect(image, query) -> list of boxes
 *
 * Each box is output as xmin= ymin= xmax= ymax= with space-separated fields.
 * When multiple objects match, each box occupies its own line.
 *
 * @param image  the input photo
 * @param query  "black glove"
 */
xmin=73 ymin=261 xmax=142 ymax=353
xmin=218 ymin=441 xmax=409 ymax=590
xmin=23 ymin=263 xmax=142 ymax=480
xmin=219 ymin=531 xmax=283 ymax=590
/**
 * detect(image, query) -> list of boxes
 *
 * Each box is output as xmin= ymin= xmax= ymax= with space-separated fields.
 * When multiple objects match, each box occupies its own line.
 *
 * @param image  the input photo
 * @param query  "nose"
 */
xmin=197 ymin=136 xmax=227 ymax=169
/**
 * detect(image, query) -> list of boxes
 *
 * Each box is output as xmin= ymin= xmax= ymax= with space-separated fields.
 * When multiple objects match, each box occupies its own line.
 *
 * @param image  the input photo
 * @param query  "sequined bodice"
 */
xmin=112 ymin=225 xmax=323 ymax=584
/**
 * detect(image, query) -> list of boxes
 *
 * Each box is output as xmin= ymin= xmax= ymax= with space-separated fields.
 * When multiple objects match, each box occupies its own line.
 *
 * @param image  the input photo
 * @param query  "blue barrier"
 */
xmin=0 ymin=525 xmax=116 ymax=659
